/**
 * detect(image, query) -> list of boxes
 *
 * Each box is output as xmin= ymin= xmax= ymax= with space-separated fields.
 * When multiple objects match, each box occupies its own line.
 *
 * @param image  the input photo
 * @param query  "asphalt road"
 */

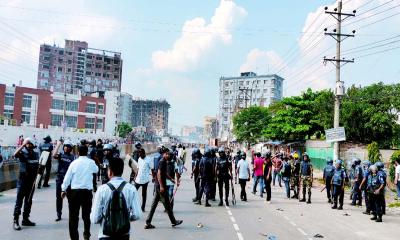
xmin=0 ymin=153 xmax=399 ymax=240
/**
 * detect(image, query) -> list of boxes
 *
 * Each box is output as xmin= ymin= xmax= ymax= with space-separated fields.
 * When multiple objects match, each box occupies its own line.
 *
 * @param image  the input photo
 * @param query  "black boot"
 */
xmin=205 ymin=200 xmax=211 ymax=207
xmin=225 ymin=199 xmax=230 ymax=206
xmin=370 ymin=215 xmax=377 ymax=221
xmin=192 ymin=197 xmax=198 ymax=202
xmin=13 ymin=218 xmax=21 ymax=231
xmin=375 ymin=216 xmax=382 ymax=222
xmin=194 ymin=200 xmax=201 ymax=205
xmin=55 ymin=214 xmax=62 ymax=222
xmin=307 ymin=199 xmax=311 ymax=204
xmin=22 ymin=218 xmax=36 ymax=226
xmin=218 ymin=201 xmax=223 ymax=206
xmin=332 ymin=204 xmax=337 ymax=209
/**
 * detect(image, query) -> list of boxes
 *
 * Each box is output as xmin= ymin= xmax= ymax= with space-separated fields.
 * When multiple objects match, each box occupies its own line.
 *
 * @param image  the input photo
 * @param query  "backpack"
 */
xmin=103 ymin=182 xmax=130 ymax=237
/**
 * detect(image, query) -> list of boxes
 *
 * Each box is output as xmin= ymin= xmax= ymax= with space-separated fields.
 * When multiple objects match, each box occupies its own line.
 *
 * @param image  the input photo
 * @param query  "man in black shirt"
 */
xmin=145 ymin=148 xmax=183 ymax=229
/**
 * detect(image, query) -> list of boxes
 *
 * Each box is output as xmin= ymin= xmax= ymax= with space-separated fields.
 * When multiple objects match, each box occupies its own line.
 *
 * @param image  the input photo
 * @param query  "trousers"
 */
xmin=218 ymin=176 xmax=230 ymax=201
xmin=238 ymin=178 xmax=247 ymax=201
xmin=135 ymin=182 xmax=149 ymax=211
xmin=332 ymin=185 xmax=344 ymax=207
xmin=325 ymin=177 xmax=332 ymax=200
xmin=352 ymin=181 xmax=362 ymax=205
xmin=193 ymin=175 xmax=200 ymax=200
xmin=253 ymin=176 xmax=264 ymax=197
xmin=14 ymin=172 xmax=37 ymax=219
xmin=68 ymin=189 xmax=92 ymax=240
xmin=38 ymin=160 xmax=52 ymax=187
xmin=146 ymin=188 xmax=177 ymax=224
xmin=264 ymin=176 xmax=272 ymax=201
xmin=56 ymin=174 xmax=67 ymax=217
xmin=369 ymin=192 xmax=384 ymax=217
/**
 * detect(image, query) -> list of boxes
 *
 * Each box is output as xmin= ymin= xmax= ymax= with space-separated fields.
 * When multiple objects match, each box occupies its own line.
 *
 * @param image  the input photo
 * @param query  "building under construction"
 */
xmin=218 ymin=72 xmax=284 ymax=141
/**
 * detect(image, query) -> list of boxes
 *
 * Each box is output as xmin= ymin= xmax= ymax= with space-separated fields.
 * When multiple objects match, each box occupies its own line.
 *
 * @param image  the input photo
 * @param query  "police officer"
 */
xmin=13 ymin=138 xmax=39 ymax=231
xmin=299 ymin=153 xmax=313 ymax=204
xmin=216 ymin=147 xmax=232 ymax=206
xmin=100 ymin=144 xmax=113 ymax=184
xmin=290 ymin=154 xmax=301 ymax=199
xmin=191 ymin=148 xmax=202 ymax=202
xmin=170 ymin=144 xmax=178 ymax=161
xmin=351 ymin=158 xmax=363 ymax=206
xmin=359 ymin=160 xmax=372 ymax=214
xmin=209 ymin=147 xmax=218 ymax=201
xmin=331 ymin=160 xmax=346 ymax=210
xmin=375 ymin=161 xmax=387 ymax=215
xmin=195 ymin=148 xmax=214 ymax=207
xmin=323 ymin=158 xmax=335 ymax=203
xmin=368 ymin=164 xmax=385 ymax=222
xmin=37 ymin=135 xmax=53 ymax=188
xmin=53 ymin=140 xmax=75 ymax=221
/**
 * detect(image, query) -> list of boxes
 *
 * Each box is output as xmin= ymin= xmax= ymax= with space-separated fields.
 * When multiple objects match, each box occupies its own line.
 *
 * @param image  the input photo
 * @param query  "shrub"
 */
xmin=367 ymin=141 xmax=381 ymax=164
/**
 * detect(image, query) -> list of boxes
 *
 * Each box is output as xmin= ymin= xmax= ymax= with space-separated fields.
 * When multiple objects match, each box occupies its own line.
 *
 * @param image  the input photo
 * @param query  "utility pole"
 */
xmin=324 ymin=1 xmax=356 ymax=161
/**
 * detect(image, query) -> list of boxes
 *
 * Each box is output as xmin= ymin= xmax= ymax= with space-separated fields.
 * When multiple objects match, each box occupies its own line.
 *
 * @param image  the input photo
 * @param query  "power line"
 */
xmin=354 ymin=44 xmax=400 ymax=58
xmin=358 ymin=11 xmax=400 ymax=30
xmin=341 ymin=33 xmax=400 ymax=53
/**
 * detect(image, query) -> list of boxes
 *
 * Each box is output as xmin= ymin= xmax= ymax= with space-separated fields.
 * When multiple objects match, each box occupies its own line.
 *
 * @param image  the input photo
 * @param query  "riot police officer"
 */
xmin=351 ymin=158 xmax=363 ymax=206
xmin=196 ymin=148 xmax=215 ymax=207
xmin=53 ymin=140 xmax=75 ymax=221
xmin=210 ymin=147 xmax=218 ymax=201
xmin=331 ymin=159 xmax=346 ymax=210
xmin=368 ymin=164 xmax=385 ymax=222
xmin=13 ymin=138 xmax=39 ymax=231
xmin=101 ymin=144 xmax=113 ymax=184
xmin=323 ymin=158 xmax=335 ymax=203
xmin=290 ymin=154 xmax=301 ymax=199
xmin=216 ymin=147 xmax=232 ymax=206
xmin=375 ymin=161 xmax=387 ymax=215
xmin=299 ymin=153 xmax=313 ymax=204
xmin=37 ymin=135 xmax=53 ymax=188
xmin=191 ymin=148 xmax=202 ymax=202
xmin=359 ymin=160 xmax=372 ymax=214
xmin=234 ymin=150 xmax=241 ymax=183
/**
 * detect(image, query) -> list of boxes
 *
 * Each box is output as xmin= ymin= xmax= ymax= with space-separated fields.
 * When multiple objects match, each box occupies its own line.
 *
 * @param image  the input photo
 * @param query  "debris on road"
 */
xmin=343 ymin=213 xmax=351 ymax=216
xmin=314 ymin=233 xmax=324 ymax=238
xmin=276 ymin=208 xmax=284 ymax=211
xmin=197 ymin=223 xmax=203 ymax=228
xmin=259 ymin=233 xmax=278 ymax=240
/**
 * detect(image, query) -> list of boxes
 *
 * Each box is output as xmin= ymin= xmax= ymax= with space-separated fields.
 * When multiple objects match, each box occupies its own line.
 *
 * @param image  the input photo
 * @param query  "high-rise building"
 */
xmin=131 ymin=98 xmax=170 ymax=137
xmin=203 ymin=116 xmax=219 ymax=141
xmin=118 ymin=92 xmax=133 ymax=125
xmin=218 ymin=72 xmax=284 ymax=141
xmin=37 ymin=40 xmax=122 ymax=94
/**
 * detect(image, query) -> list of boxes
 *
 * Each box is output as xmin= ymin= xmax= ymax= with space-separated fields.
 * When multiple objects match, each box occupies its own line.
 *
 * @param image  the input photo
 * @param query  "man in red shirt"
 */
xmin=252 ymin=153 xmax=264 ymax=197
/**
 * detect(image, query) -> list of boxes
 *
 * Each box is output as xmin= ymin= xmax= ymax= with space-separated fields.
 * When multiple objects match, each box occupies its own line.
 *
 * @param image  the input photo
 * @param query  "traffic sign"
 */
xmin=325 ymin=127 xmax=346 ymax=142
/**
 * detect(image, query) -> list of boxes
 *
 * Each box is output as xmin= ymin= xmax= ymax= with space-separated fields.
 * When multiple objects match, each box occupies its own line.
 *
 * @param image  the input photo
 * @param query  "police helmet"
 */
xmin=218 ymin=147 xmax=225 ymax=154
xmin=326 ymin=157 xmax=333 ymax=164
xmin=63 ymin=140 xmax=73 ymax=148
xmin=335 ymin=159 xmax=343 ymax=166
xmin=43 ymin=135 xmax=52 ymax=143
xmin=204 ymin=147 xmax=212 ymax=157
xmin=135 ymin=142 xmax=142 ymax=149
xmin=369 ymin=164 xmax=378 ymax=172
xmin=362 ymin=160 xmax=371 ymax=167
xmin=375 ymin=161 xmax=384 ymax=170
xmin=302 ymin=152 xmax=309 ymax=161
xmin=103 ymin=144 xmax=113 ymax=151
xmin=352 ymin=157 xmax=361 ymax=165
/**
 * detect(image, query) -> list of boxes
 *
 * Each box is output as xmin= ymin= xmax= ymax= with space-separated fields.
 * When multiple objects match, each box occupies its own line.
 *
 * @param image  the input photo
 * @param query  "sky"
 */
xmin=0 ymin=0 xmax=399 ymax=134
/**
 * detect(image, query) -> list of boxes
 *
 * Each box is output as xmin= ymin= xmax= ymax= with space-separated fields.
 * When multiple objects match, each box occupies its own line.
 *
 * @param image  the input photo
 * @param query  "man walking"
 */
xmin=134 ymin=148 xmax=153 ymax=212
xmin=61 ymin=145 xmax=99 ymax=240
xmin=281 ymin=156 xmax=292 ymax=199
xmin=13 ymin=138 xmax=39 ymax=231
xmin=264 ymin=153 xmax=273 ymax=202
xmin=91 ymin=157 xmax=142 ymax=239
xmin=237 ymin=152 xmax=250 ymax=202
xmin=252 ymin=152 xmax=264 ymax=198
xmin=331 ymin=160 xmax=346 ymax=210
xmin=145 ymin=149 xmax=183 ymax=229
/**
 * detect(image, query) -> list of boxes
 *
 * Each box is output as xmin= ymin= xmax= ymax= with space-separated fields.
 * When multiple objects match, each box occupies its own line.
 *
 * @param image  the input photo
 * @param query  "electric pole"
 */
xmin=324 ymin=1 xmax=356 ymax=161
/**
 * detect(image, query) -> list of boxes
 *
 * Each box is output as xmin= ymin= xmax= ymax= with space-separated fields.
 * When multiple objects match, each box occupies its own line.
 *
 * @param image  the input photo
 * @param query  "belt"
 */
xmin=27 ymin=160 xmax=39 ymax=164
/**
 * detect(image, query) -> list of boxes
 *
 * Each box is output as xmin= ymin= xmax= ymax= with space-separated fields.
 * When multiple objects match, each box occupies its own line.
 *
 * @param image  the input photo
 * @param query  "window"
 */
xmin=51 ymin=99 xmax=64 ymax=110
xmin=51 ymin=114 xmax=63 ymax=126
xmin=67 ymin=60 xmax=72 ymax=64
xmin=5 ymin=93 xmax=14 ymax=106
xmin=42 ymin=64 xmax=50 ymax=69
xmin=85 ymin=117 xmax=95 ymax=129
xmin=4 ymin=109 xmax=13 ymax=119
xmin=43 ymin=56 xmax=50 ymax=61
xmin=85 ymin=103 xmax=96 ymax=113
xmin=96 ymin=118 xmax=103 ymax=130
xmin=86 ymin=71 xmax=92 ymax=76
xmin=58 ymin=50 xmax=64 ymax=55
xmin=65 ymin=116 xmax=77 ymax=128
xmin=95 ymin=72 xmax=101 ymax=77
xmin=21 ymin=111 xmax=30 ymax=124
xmin=96 ymin=64 xmax=101 ymax=69
xmin=96 ymin=56 xmax=102 ymax=61
xmin=98 ymin=104 xmax=104 ymax=114
xmin=44 ymin=47 xmax=51 ymax=52
xmin=57 ymin=67 xmax=63 ymax=72
xmin=66 ymin=101 xmax=78 ymax=111
xmin=67 ymin=68 xmax=72 ymax=73
xmin=22 ymin=95 xmax=32 ymax=108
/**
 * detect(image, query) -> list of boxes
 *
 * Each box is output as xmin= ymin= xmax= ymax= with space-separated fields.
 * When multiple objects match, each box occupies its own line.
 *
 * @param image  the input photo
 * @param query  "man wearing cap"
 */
xmin=53 ymin=139 xmax=76 ymax=221
xmin=13 ymin=138 xmax=39 ymax=231
xmin=37 ymin=135 xmax=53 ymax=188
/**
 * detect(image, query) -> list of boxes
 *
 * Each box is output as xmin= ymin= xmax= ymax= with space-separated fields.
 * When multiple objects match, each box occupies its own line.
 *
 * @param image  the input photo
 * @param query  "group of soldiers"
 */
xmin=12 ymin=135 xmax=120 ymax=230
xmin=323 ymin=158 xmax=387 ymax=222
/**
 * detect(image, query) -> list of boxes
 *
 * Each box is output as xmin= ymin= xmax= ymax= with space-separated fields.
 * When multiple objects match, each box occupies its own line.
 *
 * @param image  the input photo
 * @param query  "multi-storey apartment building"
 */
xmin=118 ymin=92 xmax=133 ymax=125
xmin=37 ymin=40 xmax=122 ymax=94
xmin=218 ymin=72 xmax=284 ymax=141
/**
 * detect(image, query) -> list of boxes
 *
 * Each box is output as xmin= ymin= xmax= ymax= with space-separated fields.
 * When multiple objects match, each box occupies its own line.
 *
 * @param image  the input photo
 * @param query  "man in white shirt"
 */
xmin=395 ymin=159 xmax=400 ymax=200
xmin=91 ymin=157 xmax=142 ymax=239
xmin=61 ymin=145 xmax=98 ymax=240
xmin=134 ymin=148 xmax=153 ymax=212
xmin=236 ymin=152 xmax=250 ymax=201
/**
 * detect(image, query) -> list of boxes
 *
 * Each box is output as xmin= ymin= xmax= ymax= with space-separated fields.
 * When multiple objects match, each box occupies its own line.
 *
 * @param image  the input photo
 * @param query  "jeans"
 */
xmin=282 ymin=177 xmax=290 ymax=198
xmin=68 ymin=189 xmax=92 ymax=240
xmin=167 ymin=185 xmax=174 ymax=209
xmin=272 ymin=170 xmax=281 ymax=186
xmin=396 ymin=182 xmax=400 ymax=198
xmin=135 ymin=182 xmax=149 ymax=211
xmin=252 ymin=176 xmax=264 ymax=196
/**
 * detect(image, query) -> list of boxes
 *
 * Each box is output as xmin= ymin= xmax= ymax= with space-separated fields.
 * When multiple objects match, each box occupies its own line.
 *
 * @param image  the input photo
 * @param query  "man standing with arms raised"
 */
xmin=61 ymin=144 xmax=98 ymax=240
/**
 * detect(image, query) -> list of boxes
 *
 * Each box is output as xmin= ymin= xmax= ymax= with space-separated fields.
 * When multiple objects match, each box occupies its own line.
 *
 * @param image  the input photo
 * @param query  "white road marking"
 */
xmin=283 ymin=215 xmax=290 ymax=220
xmin=230 ymin=216 xmax=236 ymax=223
xmin=297 ymin=228 xmax=307 ymax=236
xmin=237 ymin=233 xmax=244 ymax=240
xmin=227 ymin=210 xmax=233 ymax=216
xmin=233 ymin=223 xmax=240 ymax=231
xmin=290 ymin=221 xmax=297 ymax=226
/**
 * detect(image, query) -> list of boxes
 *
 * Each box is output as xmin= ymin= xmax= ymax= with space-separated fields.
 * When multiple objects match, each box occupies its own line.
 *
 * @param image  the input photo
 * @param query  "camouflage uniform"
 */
xmin=300 ymin=158 xmax=313 ymax=203
xmin=290 ymin=159 xmax=300 ymax=198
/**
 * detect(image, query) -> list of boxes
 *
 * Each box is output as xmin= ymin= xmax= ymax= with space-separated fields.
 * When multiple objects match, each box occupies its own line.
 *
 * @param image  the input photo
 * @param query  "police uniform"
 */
xmin=368 ymin=172 xmax=385 ymax=222
xmin=352 ymin=163 xmax=363 ymax=206
xmin=290 ymin=159 xmax=300 ymax=198
xmin=300 ymin=159 xmax=313 ymax=203
xmin=13 ymin=148 xmax=39 ymax=223
xmin=323 ymin=162 xmax=335 ymax=202
xmin=216 ymin=154 xmax=231 ymax=206
xmin=197 ymin=152 xmax=215 ymax=206
xmin=191 ymin=151 xmax=201 ymax=202
xmin=54 ymin=151 xmax=75 ymax=219
xmin=331 ymin=166 xmax=347 ymax=209
xmin=37 ymin=141 xmax=54 ymax=188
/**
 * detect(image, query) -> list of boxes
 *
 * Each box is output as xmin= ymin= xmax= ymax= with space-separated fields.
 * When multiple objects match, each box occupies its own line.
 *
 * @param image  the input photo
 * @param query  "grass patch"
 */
xmin=388 ymin=201 xmax=400 ymax=208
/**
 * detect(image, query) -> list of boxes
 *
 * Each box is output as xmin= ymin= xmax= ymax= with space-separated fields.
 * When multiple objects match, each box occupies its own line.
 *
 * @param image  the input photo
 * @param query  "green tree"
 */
xmin=367 ymin=141 xmax=381 ymax=164
xmin=117 ymin=122 xmax=132 ymax=138
xmin=232 ymin=106 xmax=271 ymax=147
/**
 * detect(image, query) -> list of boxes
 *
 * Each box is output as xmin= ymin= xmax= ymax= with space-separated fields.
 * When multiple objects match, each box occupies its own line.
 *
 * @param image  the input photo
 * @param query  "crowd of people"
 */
xmin=10 ymin=136 xmax=393 ymax=239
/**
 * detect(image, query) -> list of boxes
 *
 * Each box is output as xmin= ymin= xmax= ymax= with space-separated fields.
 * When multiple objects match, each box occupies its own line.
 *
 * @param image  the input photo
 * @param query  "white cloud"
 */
xmin=151 ymin=0 xmax=247 ymax=72
xmin=239 ymin=48 xmax=286 ymax=73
